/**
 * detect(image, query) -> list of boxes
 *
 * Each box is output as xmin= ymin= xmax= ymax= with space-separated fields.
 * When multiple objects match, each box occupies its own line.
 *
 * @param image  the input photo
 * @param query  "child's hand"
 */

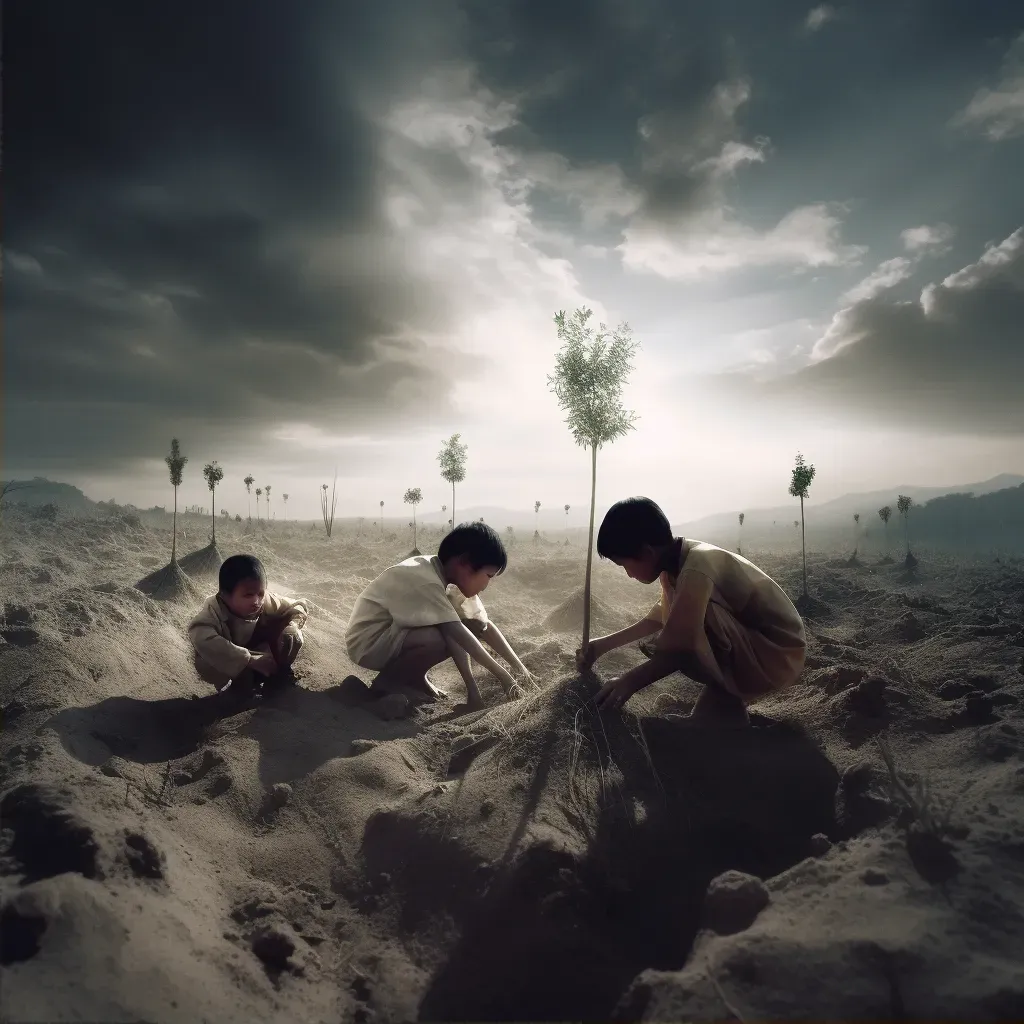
xmin=575 ymin=643 xmax=599 ymax=671
xmin=250 ymin=653 xmax=278 ymax=677
xmin=595 ymin=674 xmax=642 ymax=712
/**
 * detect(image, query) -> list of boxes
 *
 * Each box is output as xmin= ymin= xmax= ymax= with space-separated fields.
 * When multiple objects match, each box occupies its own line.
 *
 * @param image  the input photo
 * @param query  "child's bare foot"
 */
xmin=689 ymin=685 xmax=750 ymax=726
xmin=406 ymin=674 xmax=448 ymax=703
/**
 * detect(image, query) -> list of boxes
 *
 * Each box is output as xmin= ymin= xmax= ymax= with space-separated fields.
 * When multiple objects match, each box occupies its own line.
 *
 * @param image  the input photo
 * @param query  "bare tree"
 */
xmin=320 ymin=474 xmax=338 ymax=537
xmin=0 ymin=480 xmax=34 ymax=519
xmin=548 ymin=306 xmax=639 ymax=655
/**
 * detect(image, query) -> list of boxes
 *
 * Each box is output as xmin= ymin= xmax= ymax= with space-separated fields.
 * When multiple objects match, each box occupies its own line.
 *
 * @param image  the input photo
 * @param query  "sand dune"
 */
xmin=2 ymin=506 xmax=1024 ymax=1022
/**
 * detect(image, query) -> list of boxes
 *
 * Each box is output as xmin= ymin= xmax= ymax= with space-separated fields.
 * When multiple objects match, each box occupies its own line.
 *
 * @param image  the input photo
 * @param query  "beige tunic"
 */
xmin=345 ymin=555 xmax=489 ymax=671
xmin=646 ymin=540 xmax=806 ymax=701
xmin=188 ymin=591 xmax=308 ymax=678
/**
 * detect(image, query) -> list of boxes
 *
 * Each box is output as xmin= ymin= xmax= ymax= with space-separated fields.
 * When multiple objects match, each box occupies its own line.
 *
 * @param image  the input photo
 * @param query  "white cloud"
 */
xmin=619 ymin=202 xmax=866 ymax=280
xmin=725 ymin=226 xmax=1024 ymax=435
xmin=804 ymin=5 xmax=836 ymax=32
xmin=951 ymin=33 xmax=1024 ymax=141
xmin=900 ymin=223 xmax=955 ymax=253
xmin=839 ymin=256 xmax=914 ymax=305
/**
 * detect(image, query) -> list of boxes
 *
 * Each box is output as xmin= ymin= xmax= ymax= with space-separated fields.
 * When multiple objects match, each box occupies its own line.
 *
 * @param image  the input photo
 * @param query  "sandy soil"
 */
xmin=2 ymin=507 xmax=1024 ymax=1022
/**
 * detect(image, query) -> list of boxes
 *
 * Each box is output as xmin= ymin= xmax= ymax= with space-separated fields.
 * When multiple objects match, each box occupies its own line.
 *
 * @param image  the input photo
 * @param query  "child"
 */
xmin=188 ymin=554 xmax=308 ymax=702
xmin=579 ymin=497 xmax=806 ymax=723
xmin=346 ymin=522 xmax=532 ymax=713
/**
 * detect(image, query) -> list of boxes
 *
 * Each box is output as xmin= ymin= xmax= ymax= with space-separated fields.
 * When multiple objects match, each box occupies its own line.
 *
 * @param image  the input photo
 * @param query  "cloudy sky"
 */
xmin=6 ymin=1 xmax=1024 ymax=523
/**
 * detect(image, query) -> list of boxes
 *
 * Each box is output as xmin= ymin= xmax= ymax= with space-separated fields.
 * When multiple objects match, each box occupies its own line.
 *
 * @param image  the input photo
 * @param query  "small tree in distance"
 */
xmin=438 ymin=435 xmax=468 ymax=528
xmin=506 ymin=525 xmax=515 ymax=546
xmin=534 ymin=500 xmax=541 ymax=542
xmin=564 ymin=503 xmax=571 ymax=545
xmin=788 ymin=451 xmax=816 ymax=600
xmin=738 ymin=511 xmax=745 ymax=555
xmin=264 ymin=484 xmax=272 ymax=523
xmin=202 ymin=461 xmax=224 ymax=544
xmin=404 ymin=487 xmax=423 ymax=549
xmin=321 ymin=474 xmax=338 ymax=537
xmin=852 ymin=512 xmax=860 ymax=559
xmin=897 ymin=494 xmax=916 ymax=567
xmin=283 ymin=493 xmax=289 ymax=518
xmin=878 ymin=505 xmax=893 ymax=561
xmin=255 ymin=487 xmax=262 ymax=523
xmin=379 ymin=500 xmax=384 ymax=536
xmin=243 ymin=475 xmax=255 ymax=523
xmin=167 ymin=439 xmax=187 ymax=564
xmin=548 ymin=305 xmax=639 ymax=657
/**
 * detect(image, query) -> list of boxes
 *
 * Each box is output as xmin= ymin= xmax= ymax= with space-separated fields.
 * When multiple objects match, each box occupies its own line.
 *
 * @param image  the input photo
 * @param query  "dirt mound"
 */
xmin=134 ymin=559 xmax=201 ymax=601
xmin=544 ymin=588 xmax=620 ymax=635
xmin=177 ymin=542 xmax=224 ymax=579
xmin=337 ymin=677 xmax=840 ymax=1021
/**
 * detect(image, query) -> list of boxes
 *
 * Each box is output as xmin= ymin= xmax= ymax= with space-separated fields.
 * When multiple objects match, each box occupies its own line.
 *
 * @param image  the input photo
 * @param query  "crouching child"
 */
xmin=579 ymin=497 xmax=806 ymax=723
xmin=345 ymin=522 xmax=533 ymax=714
xmin=188 ymin=554 xmax=308 ymax=704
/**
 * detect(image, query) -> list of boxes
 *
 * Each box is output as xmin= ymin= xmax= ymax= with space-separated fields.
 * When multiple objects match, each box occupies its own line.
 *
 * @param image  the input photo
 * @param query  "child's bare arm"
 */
xmin=590 ymin=617 xmax=662 ymax=657
xmin=438 ymin=621 xmax=517 ymax=693
xmin=471 ymin=620 xmax=529 ymax=675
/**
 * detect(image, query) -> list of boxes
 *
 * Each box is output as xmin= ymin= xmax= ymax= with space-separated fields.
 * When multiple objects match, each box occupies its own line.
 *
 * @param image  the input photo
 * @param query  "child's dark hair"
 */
xmin=597 ymin=497 xmax=673 ymax=559
xmin=219 ymin=554 xmax=267 ymax=594
xmin=438 ymin=522 xmax=508 ymax=574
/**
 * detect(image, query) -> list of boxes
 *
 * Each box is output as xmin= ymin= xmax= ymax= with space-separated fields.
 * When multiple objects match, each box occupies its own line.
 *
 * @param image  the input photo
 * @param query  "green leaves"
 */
xmin=165 ymin=438 xmax=187 ymax=488
xmin=548 ymin=307 xmax=639 ymax=450
xmin=788 ymin=451 xmax=816 ymax=499
xmin=203 ymin=460 xmax=224 ymax=492
xmin=438 ymin=433 xmax=468 ymax=484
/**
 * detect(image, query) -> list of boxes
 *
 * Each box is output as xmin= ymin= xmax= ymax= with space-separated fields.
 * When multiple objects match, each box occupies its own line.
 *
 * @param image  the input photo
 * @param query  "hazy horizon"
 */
xmin=6 ymin=3 xmax=1023 ymax=523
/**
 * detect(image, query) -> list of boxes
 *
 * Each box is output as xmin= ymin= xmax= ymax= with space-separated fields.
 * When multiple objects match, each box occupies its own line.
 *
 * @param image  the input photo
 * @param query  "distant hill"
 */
xmin=675 ymin=474 xmax=1024 ymax=536
xmin=0 ymin=477 xmax=97 ymax=513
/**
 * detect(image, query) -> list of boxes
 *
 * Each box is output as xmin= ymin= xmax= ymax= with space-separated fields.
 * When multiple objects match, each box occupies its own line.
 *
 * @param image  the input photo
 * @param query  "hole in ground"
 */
xmin=0 ymin=784 xmax=101 ymax=883
xmin=417 ymin=714 xmax=840 ymax=1022
xmin=0 ymin=905 xmax=47 ymax=964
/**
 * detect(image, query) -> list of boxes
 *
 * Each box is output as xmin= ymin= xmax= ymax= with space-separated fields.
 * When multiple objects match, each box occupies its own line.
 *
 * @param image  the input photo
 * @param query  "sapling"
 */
xmin=243 ymin=475 xmax=254 ymax=522
xmin=255 ymin=488 xmax=262 ymax=523
xmin=898 ymin=494 xmax=916 ymax=566
xmin=438 ymin=435 xmax=468 ymax=528
xmin=264 ymin=484 xmax=272 ymax=522
xmin=203 ymin=461 xmax=224 ymax=544
xmin=404 ymin=487 xmax=423 ymax=548
xmin=789 ymin=452 xmax=816 ymax=599
xmin=321 ymin=474 xmax=338 ymax=537
xmin=548 ymin=306 xmax=639 ymax=656
xmin=167 ymin=439 xmax=187 ymax=563
xmin=878 ymin=505 xmax=893 ymax=560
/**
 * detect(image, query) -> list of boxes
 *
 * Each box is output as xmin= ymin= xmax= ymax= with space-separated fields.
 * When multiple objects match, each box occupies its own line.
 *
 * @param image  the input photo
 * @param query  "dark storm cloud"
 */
xmin=716 ymin=229 xmax=1024 ymax=435
xmin=3 ymin=0 xmax=466 ymax=473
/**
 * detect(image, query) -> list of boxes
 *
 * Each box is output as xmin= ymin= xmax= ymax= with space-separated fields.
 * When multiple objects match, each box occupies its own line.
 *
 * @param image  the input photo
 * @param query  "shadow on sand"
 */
xmin=44 ymin=681 xmax=425 ymax=786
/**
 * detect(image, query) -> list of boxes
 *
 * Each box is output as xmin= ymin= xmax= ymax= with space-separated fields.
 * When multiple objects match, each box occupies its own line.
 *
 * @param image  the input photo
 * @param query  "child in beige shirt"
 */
xmin=188 ymin=554 xmax=307 ymax=704
xmin=578 ymin=497 xmax=806 ymax=723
